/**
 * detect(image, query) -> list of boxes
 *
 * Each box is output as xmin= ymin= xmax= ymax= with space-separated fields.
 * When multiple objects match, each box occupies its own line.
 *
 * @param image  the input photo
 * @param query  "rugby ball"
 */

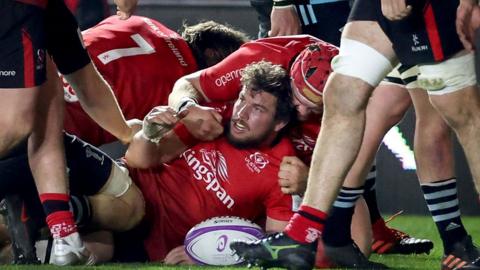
xmin=184 ymin=216 xmax=264 ymax=265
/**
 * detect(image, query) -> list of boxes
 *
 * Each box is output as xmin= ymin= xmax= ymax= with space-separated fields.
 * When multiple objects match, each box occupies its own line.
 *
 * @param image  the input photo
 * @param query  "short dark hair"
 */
xmin=181 ymin=21 xmax=249 ymax=69
xmin=240 ymin=61 xmax=296 ymax=125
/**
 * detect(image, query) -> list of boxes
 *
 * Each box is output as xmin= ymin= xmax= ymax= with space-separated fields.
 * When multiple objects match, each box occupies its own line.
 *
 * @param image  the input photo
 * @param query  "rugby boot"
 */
xmin=314 ymin=238 xmax=334 ymax=268
xmin=0 ymin=196 xmax=40 ymax=264
xmin=442 ymin=235 xmax=480 ymax=270
xmin=372 ymin=217 xmax=433 ymax=254
xmin=230 ymin=232 xmax=316 ymax=270
xmin=324 ymin=242 xmax=389 ymax=269
xmin=51 ymin=232 xmax=96 ymax=266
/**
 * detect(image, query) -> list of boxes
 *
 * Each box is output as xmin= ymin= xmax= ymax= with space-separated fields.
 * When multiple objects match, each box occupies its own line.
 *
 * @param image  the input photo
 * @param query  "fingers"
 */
xmin=124 ymin=119 xmax=143 ymax=143
xmin=456 ymin=4 xmax=479 ymax=51
xmin=164 ymin=246 xmax=194 ymax=265
xmin=210 ymin=110 xmax=223 ymax=124
xmin=116 ymin=11 xmax=130 ymax=20
xmin=278 ymin=156 xmax=308 ymax=195
xmin=456 ymin=7 xmax=474 ymax=51
xmin=147 ymin=107 xmax=178 ymax=126
xmin=281 ymin=156 xmax=302 ymax=165
xmin=381 ymin=0 xmax=412 ymax=21
xmin=181 ymin=105 xmax=223 ymax=140
xmin=177 ymin=109 xmax=189 ymax=119
xmin=278 ymin=177 xmax=294 ymax=194
xmin=269 ymin=6 xmax=301 ymax=37
xmin=396 ymin=5 xmax=412 ymax=20
xmin=114 ymin=0 xmax=137 ymax=20
xmin=164 ymin=246 xmax=183 ymax=265
xmin=198 ymin=119 xmax=224 ymax=141
xmin=268 ymin=28 xmax=279 ymax=37
xmin=278 ymin=166 xmax=292 ymax=180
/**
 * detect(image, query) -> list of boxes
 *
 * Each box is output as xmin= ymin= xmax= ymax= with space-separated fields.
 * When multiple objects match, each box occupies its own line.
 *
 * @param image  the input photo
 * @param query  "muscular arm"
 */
xmin=168 ymin=72 xmax=224 ymax=139
xmin=125 ymin=125 xmax=188 ymax=169
xmin=64 ymin=62 xmax=133 ymax=144
xmin=125 ymin=105 xmax=223 ymax=168
xmin=168 ymin=72 xmax=207 ymax=111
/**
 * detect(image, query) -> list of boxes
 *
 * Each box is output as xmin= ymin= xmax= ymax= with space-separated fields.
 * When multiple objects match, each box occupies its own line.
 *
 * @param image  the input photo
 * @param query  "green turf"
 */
xmin=2 ymin=215 xmax=479 ymax=270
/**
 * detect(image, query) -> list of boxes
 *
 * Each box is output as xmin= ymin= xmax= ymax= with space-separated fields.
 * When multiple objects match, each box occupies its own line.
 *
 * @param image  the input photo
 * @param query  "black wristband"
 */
xmin=177 ymin=98 xmax=197 ymax=113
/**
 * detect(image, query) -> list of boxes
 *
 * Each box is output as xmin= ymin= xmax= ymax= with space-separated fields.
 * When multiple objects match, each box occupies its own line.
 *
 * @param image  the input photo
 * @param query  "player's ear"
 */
xmin=273 ymin=120 xmax=288 ymax=133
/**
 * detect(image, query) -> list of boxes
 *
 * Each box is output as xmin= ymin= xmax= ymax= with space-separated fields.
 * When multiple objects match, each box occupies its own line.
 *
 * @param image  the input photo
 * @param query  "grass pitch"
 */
xmin=2 ymin=215 xmax=479 ymax=270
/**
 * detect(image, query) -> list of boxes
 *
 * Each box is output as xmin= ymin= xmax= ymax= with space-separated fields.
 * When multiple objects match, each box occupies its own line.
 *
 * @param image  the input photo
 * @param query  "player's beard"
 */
xmin=225 ymin=121 xmax=275 ymax=149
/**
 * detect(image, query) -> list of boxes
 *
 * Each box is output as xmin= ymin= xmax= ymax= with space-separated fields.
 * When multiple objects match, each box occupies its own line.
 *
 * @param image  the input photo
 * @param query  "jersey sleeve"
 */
xmin=198 ymin=35 xmax=320 ymax=102
xmin=198 ymin=47 xmax=252 ymax=102
xmin=264 ymin=186 xmax=294 ymax=221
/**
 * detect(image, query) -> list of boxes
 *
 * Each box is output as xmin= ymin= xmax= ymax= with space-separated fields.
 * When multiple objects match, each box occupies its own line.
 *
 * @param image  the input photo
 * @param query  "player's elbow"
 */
xmin=124 ymin=151 xmax=154 ymax=169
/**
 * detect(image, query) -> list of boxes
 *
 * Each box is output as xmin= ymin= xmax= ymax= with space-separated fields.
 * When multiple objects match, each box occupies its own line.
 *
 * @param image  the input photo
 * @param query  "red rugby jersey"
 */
xmin=64 ymin=15 xmax=197 ymax=145
xmin=128 ymin=136 xmax=295 ymax=261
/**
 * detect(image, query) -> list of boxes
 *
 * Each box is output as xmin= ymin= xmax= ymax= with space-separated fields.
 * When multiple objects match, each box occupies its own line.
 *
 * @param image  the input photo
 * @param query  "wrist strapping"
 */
xmin=142 ymin=117 xmax=170 ymax=144
xmin=176 ymin=97 xmax=198 ymax=113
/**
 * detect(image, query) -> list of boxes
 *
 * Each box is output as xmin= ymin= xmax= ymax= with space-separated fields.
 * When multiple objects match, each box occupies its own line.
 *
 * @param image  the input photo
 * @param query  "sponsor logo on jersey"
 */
xmin=214 ymin=68 xmax=244 ymax=87
xmin=0 ymin=70 xmax=16 ymax=77
xmin=182 ymin=149 xmax=235 ymax=209
xmin=245 ymin=152 xmax=269 ymax=173
xmin=411 ymin=34 xmax=428 ymax=52
xmin=142 ymin=18 xmax=188 ymax=67
xmin=0 ymin=70 xmax=17 ymax=77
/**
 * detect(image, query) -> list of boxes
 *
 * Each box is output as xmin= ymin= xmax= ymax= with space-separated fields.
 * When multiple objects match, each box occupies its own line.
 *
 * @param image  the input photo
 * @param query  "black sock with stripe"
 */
xmin=322 ymin=186 xmax=364 ymax=247
xmin=421 ymin=178 xmax=467 ymax=254
xmin=363 ymin=165 xmax=382 ymax=224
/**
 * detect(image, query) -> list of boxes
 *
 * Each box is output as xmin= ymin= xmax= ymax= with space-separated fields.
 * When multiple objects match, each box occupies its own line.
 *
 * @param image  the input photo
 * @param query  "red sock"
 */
xmin=284 ymin=205 xmax=327 ymax=244
xmin=39 ymin=193 xmax=77 ymax=238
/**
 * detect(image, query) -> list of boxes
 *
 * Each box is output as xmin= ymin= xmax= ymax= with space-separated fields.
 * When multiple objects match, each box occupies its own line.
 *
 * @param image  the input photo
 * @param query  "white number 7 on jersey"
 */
xmin=97 ymin=34 xmax=155 ymax=65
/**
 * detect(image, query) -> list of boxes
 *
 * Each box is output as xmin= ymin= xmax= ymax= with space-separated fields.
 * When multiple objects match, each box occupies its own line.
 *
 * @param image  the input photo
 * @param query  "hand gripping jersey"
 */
xmin=63 ymin=15 xmax=197 ymax=145
xmin=127 ymin=136 xmax=296 ymax=261
xmin=199 ymin=35 xmax=327 ymax=165
xmin=199 ymin=35 xmax=321 ymax=102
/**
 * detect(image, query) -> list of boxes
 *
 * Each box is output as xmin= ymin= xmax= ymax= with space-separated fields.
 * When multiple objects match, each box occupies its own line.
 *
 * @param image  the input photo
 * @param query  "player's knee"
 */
xmin=417 ymin=113 xmax=450 ymax=136
xmin=431 ymin=96 xmax=478 ymax=131
xmin=0 ymin=119 xmax=32 ymax=157
xmin=387 ymin=98 xmax=410 ymax=127
xmin=323 ymin=74 xmax=370 ymax=117
xmin=332 ymin=38 xmax=393 ymax=88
